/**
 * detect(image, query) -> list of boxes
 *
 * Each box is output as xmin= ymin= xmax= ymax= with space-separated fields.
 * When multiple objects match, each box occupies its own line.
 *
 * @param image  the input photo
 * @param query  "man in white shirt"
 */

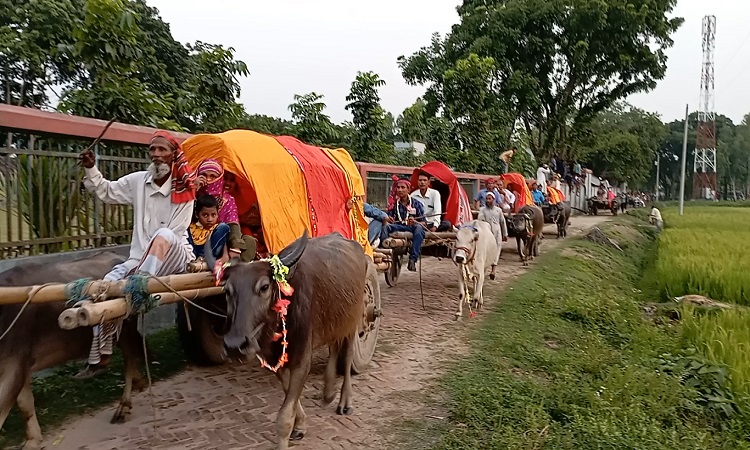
xmin=410 ymin=173 xmax=452 ymax=232
xmin=75 ymin=131 xmax=196 ymax=378
xmin=496 ymin=180 xmax=516 ymax=216
xmin=536 ymin=164 xmax=551 ymax=191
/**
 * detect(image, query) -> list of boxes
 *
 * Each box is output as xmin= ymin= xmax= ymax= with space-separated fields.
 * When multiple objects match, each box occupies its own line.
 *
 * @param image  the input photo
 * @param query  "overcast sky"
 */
xmin=149 ymin=0 xmax=750 ymax=125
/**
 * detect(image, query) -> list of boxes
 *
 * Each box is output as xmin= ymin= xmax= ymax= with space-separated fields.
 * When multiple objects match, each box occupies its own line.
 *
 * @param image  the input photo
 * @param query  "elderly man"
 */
xmin=74 ymin=131 xmax=196 ymax=378
xmin=381 ymin=179 xmax=426 ymax=272
xmin=410 ymin=172 xmax=452 ymax=232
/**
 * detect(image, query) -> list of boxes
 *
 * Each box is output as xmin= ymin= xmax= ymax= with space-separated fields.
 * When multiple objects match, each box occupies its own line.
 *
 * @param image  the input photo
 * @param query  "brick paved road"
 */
xmin=42 ymin=218 xmax=607 ymax=450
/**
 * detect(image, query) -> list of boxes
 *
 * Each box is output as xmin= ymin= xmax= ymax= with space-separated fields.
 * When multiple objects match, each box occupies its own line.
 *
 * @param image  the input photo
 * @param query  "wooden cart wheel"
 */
xmin=339 ymin=261 xmax=382 ymax=374
xmin=384 ymin=253 xmax=402 ymax=287
xmin=176 ymin=295 xmax=227 ymax=366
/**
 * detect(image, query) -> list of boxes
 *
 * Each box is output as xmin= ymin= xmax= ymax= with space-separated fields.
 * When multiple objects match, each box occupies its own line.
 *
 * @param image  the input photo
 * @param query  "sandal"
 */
xmin=74 ymin=364 xmax=109 ymax=379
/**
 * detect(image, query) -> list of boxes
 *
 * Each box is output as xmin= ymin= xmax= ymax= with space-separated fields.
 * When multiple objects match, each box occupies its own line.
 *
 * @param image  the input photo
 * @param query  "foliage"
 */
xmin=288 ymin=92 xmax=340 ymax=147
xmin=396 ymin=98 xmax=428 ymax=143
xmin=0 ymin=154 xmax=80 ymax=248
xmin=400 ymin=0 xmax=683 ymax=162
xmin=414 ymin=217 xmax=749 ymax=448
xmin=345 ymin=71 xmax=394 ymax=163
xmin=574 ymin=103 xmax=667 ymax=185
xmin=179 ymin=41 xmax=249 ymax=132
xmin=239 ymin=113 xmax=294 ymax=136
xmin=0 ymin=0 xmax=79 ymax=107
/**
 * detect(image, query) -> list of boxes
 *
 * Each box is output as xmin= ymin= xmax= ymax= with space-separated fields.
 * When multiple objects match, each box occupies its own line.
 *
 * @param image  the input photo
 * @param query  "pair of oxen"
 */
xmin=0 ymin=230 xmax=371 ymax=450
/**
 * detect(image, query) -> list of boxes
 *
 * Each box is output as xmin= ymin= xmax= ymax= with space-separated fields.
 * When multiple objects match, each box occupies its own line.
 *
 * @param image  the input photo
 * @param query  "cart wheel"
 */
xmin=339 ymin=261 xmax=381 ymax=375
xmin=176 ymin=295 xmax=227 ymax=366
xmin=385 ymin=253 xmax=402 ymax=287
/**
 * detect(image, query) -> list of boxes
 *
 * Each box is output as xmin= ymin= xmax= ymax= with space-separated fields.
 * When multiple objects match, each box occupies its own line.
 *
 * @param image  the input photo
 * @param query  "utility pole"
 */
xmin=679 ymin=104 xmax=689 ymax=215
xmin=655 ymin=156 xmax=660 ymax=201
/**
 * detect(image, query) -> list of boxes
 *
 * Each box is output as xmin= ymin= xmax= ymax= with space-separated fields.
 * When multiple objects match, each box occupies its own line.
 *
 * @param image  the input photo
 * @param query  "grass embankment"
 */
xmin=423 ymin=215 xmax=749 ymax=449
xmin=0 ymin=328 xmax=186 ymax=448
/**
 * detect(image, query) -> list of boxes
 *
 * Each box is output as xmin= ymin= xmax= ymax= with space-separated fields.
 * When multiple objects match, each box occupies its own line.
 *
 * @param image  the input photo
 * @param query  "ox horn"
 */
xmin=278 ymin=229 xmax=309 ymax=268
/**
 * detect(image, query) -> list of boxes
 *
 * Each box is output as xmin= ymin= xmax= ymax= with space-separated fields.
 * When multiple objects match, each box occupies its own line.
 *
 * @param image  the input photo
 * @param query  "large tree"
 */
xmin=345 ymin=71 xmax=394 ymax=163
xmin=575 ymin=103 xmax=666 ymax=186
xmin=288 ymin=92 xmax=340 ymax=147
xmin=400 ymin=0 xmax=683 ymax=162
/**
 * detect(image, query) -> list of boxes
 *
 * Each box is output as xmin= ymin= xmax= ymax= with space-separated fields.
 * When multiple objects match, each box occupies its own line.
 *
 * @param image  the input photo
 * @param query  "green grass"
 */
xmin=652 ymin=207 xmax=750 ymax=305
xmin=0 ymin=328 xmax=187 ymax=448
xmin=413 ymin=216 xmax=749 ymax=449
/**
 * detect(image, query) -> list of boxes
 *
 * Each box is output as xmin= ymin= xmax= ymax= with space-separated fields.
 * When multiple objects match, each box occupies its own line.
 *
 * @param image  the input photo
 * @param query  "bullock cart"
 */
xmin=586 ymin=196 xmax=619 ymax=216
xmin=377 ymin=161 xmax=473 ymax=286
xmin=0 ymin=130 xmax=383 ymax=374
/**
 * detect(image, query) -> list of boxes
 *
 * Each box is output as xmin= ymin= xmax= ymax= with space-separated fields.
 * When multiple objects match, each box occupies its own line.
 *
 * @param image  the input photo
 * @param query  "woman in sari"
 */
xmin=195 ymin=159 xmax=256 ymax=261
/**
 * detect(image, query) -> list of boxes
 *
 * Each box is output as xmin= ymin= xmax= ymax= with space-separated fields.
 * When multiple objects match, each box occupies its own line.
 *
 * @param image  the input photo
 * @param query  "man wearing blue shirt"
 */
xmin=381 ymin=179 xmax=426 ymax=271
xmin=474 ymin=178 xmax=501 ymax=209
xmin=532 ymin=183 xmax=546 ymax=206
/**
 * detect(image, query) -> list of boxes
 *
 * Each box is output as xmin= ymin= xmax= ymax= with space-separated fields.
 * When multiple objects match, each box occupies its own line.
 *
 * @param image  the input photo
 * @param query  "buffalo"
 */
xmin=221 ymin=231 xmax=374 ymax=450
xmin=0 ymin=251 xmax=146 ymax=449
xmin=510 ymin=205 xmax=545 ymax=266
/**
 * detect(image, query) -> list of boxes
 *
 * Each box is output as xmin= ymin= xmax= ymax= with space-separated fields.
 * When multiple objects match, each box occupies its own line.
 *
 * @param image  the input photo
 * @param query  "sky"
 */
xmin=149 ymin=0 xmax=750 ymax=125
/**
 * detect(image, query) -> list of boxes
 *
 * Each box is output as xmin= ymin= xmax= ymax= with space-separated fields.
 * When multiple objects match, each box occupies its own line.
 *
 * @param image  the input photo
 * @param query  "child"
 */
xmin=188 ymin=195 xmax=230 ymax=269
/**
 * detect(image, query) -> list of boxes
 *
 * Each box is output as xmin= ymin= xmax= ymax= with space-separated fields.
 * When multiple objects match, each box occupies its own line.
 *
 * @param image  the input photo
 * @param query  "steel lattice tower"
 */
xmin=693 ymin=15 xmax=718 ymax=200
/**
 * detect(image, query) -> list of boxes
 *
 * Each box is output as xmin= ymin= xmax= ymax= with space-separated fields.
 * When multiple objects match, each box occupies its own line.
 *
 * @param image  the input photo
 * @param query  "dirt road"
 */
xmin=42 ymin=215 xmax=610 ymax=450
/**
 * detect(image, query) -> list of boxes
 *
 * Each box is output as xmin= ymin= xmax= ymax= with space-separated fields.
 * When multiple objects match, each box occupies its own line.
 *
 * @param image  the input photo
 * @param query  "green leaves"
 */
xmin=345 ymin=71 xmax=394 ymax=163
xmin=288 ymin=92 xmax=340 ymax=147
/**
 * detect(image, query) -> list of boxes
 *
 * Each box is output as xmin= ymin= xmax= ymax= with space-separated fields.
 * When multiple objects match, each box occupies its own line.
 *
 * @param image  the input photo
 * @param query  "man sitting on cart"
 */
xmin=532 ymin=183 xmax=547 ymax=207
xmin=410 ymin=172 xmax=452 ymax=232
xmin=75 ymin=131 xmax=196 ymax=378
xmin=381 ymin=178 xmax=426 ymax=272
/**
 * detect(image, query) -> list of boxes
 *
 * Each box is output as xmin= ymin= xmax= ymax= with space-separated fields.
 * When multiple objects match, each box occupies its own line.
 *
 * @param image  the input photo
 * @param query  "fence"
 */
xmin=0 ymin=135 xmax=150 ymax=258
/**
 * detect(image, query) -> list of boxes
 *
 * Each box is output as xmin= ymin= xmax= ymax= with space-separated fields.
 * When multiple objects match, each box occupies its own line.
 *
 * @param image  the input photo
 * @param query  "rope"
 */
xmin=0 ymin=283 xmax=57 ymax=343
xmin=125 ymin=274 xmax=157 ymax=314
xmin=418 ymin=255 xmax=425 ymax=311
xmin=145 ymin=275 xmax=227 ymax=319
xmin=65 ymin=278 xmax=92 ymax=307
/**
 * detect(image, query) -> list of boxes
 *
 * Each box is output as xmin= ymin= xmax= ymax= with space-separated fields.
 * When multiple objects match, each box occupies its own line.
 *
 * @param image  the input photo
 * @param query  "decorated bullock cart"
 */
xmin=378 ymin=161 xmax=473 ymax=287
xmin=0 ymin=130 xmax=383 ymax=373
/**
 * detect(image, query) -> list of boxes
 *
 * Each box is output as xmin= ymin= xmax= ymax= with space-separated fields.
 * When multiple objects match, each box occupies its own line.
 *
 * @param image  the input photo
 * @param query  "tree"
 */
xmin=345 ymin=71 xmax=393 ymax=163
xmin=239 ymin=113 xmax=294 ymax=136
xmin=288 ymin=92 xmax=339 ymax=147
xmin=396 ymin=98 xmax=428 ymax=143
xmin=400 ymin=0 xmax=683 ymax=161
xmin=0 ymin=0 xmax=80 ymax=107
xmin=576 ymin=104 xmax=666 ymax=186
xmin=56 ymin=0 xmax=174 ymax=126
xmin=181 ymin=41 xmax=249 ymax=132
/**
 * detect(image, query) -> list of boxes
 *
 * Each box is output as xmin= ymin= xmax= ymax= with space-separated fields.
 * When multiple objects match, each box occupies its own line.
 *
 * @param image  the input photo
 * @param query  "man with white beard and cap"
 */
xmin=74 ymin=131 xmax=196 ymax=378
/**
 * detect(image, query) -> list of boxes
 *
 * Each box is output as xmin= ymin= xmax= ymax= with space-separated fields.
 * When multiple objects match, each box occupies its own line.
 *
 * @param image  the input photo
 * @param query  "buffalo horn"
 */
xmin=278 ymin=229 xmax=309 ymax=268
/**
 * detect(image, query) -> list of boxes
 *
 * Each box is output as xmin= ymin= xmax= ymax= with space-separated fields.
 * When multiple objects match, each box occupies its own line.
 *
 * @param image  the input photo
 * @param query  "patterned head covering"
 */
xmin=387 ymin=177 xmax=411 ymax=210
xmin=197 ymin=158 xmax=225 ymax=196
xmin=151 ymin=131 xmax=196 ymax=204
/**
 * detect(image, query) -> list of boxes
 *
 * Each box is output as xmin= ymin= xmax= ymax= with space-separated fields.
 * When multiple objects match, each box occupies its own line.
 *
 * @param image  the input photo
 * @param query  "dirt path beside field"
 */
xmin=42 ymin=215 xmax=611 ymax=450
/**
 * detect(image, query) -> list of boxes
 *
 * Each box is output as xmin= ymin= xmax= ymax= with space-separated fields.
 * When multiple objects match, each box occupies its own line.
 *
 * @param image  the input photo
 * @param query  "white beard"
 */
xmin=148 ymin=162 xmax=171 ymax=179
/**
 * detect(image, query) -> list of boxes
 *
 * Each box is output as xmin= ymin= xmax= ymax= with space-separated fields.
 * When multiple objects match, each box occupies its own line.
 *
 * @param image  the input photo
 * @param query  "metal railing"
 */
xmin=0 ymin=133 xmax=150 ymax=258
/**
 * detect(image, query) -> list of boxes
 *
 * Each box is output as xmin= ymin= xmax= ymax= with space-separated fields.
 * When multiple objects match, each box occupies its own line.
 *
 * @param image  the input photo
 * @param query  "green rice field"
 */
xmin=655 ymin=206 xmax=750 ymax=412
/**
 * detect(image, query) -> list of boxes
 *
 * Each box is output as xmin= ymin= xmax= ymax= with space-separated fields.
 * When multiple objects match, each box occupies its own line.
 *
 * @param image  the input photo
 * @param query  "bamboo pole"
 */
xmin=374 ymin=262 xmax=389 ymax=272
xmin=61 ymin=286 xmax=226 ymax=329
xmin=0 ymin=272 xmax=215 ymax=306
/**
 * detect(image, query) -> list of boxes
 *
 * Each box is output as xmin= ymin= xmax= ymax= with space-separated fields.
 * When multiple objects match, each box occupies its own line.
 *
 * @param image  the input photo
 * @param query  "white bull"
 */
xmin=452 ymin=220 xmax=498 ymax=319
